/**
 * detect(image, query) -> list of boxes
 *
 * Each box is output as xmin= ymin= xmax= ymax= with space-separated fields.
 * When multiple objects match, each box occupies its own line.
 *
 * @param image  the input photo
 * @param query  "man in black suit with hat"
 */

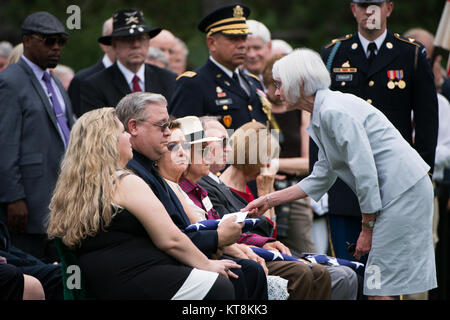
xmin=80 ymin=9 xmax=177 ymax=115
xmin=68 ymin=17 xmax=116 ymax=118
xmin=168 ymin=4 xmax=269 ymax=131
xmin=0 ymin=11 xmax=74 ymax=262
xmin=317 ymin=0 xmax=438 ymax=265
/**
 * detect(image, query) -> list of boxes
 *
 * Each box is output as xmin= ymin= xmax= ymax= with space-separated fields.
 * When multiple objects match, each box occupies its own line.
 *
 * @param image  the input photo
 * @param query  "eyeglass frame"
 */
xmin=273 ymin=80 xmax=282 ymax=90
xmin=137 ymin=119 xmax=171 ymax=132
xmin=167 ymin=141 xmax=191 ymax=152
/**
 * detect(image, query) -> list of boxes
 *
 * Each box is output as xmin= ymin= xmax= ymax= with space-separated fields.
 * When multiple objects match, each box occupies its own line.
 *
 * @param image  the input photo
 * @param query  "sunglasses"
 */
xmin=31 ymin=34 xmax=67 ymax=47
xmin=167 ymin=142 xmax=190 ymax=152
xmin=138 ymin=119 xmax=170 ymax=132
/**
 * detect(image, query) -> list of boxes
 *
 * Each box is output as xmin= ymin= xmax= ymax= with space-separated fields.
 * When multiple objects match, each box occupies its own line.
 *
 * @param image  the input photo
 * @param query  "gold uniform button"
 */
xmin=222 ymin=105 xmax=228 ymax=111
xmin=248 ymin=105 xmax=253 ymax=111
xmin=368 ymin=80 xmax=375 ymax=87
xmin=341 ymin=82 xmax=346 ymax=86
xmin=252 ymin=119 xmax=256 ymax=123
xmin=367 ymin=99 xmax=373 ymax=104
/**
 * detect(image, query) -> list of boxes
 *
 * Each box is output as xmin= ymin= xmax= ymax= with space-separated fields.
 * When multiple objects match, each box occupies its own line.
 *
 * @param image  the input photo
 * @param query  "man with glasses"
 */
xmin=0 ymin=11 xmax=74 ymax=262
xmin=116 ymin=92 xmax=269 ymax=300
xmin=80 ymin=9 xmax=176 ymax=115
xmin=318 ymin=0 xmax=439 ymax=294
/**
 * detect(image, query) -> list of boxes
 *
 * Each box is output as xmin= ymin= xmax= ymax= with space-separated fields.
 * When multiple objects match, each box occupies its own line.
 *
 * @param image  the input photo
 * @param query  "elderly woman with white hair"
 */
xmin=243 ymin=48 xmax=437 ymax=299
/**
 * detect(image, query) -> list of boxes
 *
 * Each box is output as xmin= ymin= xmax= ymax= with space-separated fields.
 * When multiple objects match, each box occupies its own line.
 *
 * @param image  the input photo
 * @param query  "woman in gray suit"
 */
xmin=243 ymin=48 xmax=437 ymax=300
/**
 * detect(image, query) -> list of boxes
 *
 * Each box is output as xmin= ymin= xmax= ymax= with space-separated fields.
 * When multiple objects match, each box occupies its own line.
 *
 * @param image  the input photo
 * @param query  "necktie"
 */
xmin=367 ymin=42 xmax=377 ymax=65
xmin=232 ymin=72 xmax=239 ymax=83
xmin=132 ymin=75 xmax=142 ymax=92
xmin=42 ymin=72 xmax=70 ymax=145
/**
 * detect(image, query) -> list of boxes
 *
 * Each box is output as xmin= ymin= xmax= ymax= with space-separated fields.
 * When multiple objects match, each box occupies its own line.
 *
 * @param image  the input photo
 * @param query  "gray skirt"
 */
xmin=364 ymin=174 xmax=437 ymax=296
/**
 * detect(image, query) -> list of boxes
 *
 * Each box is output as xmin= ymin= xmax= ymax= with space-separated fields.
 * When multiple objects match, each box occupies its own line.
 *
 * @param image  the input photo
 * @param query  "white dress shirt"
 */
xmin=117 ymin=60 xmax=145 ymax=91
xmin=358 ymin=29 xmax=387 ymax=58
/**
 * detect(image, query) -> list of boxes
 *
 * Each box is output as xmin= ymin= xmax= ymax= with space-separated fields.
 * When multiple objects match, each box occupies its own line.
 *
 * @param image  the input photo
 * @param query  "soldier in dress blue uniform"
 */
xmin=316 ymin=0 xmax=439 ymax=263
xmin=168 ymin=4 xmax=269 ymax=131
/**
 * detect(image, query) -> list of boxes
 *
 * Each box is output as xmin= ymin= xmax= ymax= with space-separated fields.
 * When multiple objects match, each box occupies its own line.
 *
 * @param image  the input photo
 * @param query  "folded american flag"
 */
xmin=184 ymin=218 xmax=260 ymax=234
xmin=250 ymin=248 xmax=365 ymax=274
xmin=184 ymin=220 xmax=365 ymax=274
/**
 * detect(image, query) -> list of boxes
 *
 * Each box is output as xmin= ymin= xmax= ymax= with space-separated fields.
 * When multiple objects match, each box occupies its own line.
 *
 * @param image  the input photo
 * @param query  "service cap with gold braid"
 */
xmin=198 ymin=4 xmax=251 ymax=37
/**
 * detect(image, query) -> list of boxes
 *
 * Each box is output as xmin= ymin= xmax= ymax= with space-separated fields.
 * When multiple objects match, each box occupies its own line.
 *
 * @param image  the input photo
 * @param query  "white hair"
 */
xmin=271 ymin=39 xmax=293 ymax=54
xmin=246 ymin=20 xmax=271 ymax=44
xmin=272 ymin=48 xmax=331 ymax=104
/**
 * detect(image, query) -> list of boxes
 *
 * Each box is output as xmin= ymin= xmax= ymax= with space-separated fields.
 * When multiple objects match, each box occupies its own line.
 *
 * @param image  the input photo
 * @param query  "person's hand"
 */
xmin=205 ymin=259 xmax=241 ymax=279
xmin=241 ymin=196 xmax=271 ymax=217
xmin=262 ymin=241 xmax=291 ymax=256
xmin=256 ymin=174 xmax=275 ymax=196
xmin=239 ymin=245 xmax=269 ymax=275
xmin=354 ymin=229 xmax=373 ymax=260
xmin=217 ymin=216 xmax=243 ymax=247
xmin=7 ymin=199 xmax=28 ymax=233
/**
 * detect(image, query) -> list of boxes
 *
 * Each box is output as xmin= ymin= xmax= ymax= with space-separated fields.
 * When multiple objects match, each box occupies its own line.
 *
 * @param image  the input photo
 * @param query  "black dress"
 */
xmin=76 ymin=207 xmax=195 ymax=300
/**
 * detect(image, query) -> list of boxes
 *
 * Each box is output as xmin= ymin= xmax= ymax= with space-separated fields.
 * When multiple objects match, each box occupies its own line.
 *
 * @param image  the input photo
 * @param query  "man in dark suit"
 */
xmin=0 ymin=12 xmax=75 ymax=262
xmin=80 ymin=9 xmax=176 ymax=115
xmin=169 ymin=4 xmax=269 ymax=131
xmin=68 ymin=17 xmax=116 ymax=118
xmin=317 ymin=0 xmax=438 ymax=262
xmin=116 ymin=91 xmax=268 ymax=300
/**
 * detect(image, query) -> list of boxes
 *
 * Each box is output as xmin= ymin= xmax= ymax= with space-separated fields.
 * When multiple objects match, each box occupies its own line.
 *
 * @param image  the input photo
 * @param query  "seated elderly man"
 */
xmin=115 ymin=91 xmax=268 ymax=300
xmin=198 ymin=116 xmax=359 ymax=300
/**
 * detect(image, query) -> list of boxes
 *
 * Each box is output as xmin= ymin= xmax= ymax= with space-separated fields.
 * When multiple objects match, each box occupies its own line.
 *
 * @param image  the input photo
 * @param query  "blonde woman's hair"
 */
xmin=230 ymin=121 xmax=280 ymax=176
xmin=47 ymin=107 xmax=123 ymax=248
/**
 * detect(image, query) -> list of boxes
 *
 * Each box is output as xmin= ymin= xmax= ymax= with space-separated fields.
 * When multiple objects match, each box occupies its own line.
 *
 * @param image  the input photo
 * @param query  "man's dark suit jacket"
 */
xmin=68 ymin=58 xmax=105 ymax=118
xmin=126 ymin=150 xmax=218 ymax=258
xmin=0 ymin=58 xmax=75 ymax=234
xmin=80 ymin=62 xmax=176 ymax=115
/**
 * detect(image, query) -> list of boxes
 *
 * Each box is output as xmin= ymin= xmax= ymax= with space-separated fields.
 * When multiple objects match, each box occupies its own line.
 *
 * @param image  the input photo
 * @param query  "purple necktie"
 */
xmin=42 ymin=72 xmax=70 ymax=145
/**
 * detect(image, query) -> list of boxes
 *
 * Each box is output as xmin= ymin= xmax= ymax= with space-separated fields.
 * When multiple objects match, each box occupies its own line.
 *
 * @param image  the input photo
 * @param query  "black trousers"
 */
xmin=224 ymin=256 xmax=268 ymax=300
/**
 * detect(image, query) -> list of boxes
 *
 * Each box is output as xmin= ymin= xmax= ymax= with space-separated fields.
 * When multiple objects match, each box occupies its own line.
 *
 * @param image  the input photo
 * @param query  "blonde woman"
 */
xmin=47 ymin=107 xmax=239 ymax=300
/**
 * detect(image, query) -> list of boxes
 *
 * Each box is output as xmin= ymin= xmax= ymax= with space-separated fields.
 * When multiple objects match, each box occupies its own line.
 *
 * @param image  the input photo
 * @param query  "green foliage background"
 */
xmin=0 ymin=0 xmax=446 ymax=72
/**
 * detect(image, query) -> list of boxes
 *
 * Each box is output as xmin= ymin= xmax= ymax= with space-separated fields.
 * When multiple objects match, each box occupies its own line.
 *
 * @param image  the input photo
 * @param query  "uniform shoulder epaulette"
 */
xmin=324 ymin=34 xmax=353 ymax=49
xmin=176 ymin=71 xmax=197 ymax=80
xmin=246 ymin=72 xmax=261 ymax=82
xmin=393 ymin=33 xmax=421 ymax=48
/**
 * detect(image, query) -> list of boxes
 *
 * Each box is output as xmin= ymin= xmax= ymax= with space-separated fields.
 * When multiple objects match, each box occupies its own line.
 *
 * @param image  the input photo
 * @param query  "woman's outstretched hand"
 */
xmin=241 ymin=196 xmax=271 ymax=217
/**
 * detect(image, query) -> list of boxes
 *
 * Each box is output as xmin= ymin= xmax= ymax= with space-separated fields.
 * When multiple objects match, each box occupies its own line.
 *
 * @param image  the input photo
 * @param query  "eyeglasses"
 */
xmin=273 ymin=80 xmax=282 ymax=90
xmin=138 ymin=119 xmax=170 ymax=132
xmin=30 ymin=34 xmax=67 ymax=47
xmin=167 ymin=142 xmax=190 ymax=152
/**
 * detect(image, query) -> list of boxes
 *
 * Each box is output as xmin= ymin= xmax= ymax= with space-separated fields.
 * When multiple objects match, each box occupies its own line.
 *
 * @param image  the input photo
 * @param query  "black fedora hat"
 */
xmin=98 ymin=9 xmax=161 ymax=45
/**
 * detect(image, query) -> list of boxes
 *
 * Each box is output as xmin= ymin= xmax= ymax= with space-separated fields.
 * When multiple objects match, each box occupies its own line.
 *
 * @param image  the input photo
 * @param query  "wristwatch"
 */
xmin=362 ymin=220 xmax=375 ymax=228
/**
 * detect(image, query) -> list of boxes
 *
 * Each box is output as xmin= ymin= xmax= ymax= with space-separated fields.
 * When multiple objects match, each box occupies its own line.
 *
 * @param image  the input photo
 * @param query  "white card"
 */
xmin=219 ymin=211 xmax=248 ymax=224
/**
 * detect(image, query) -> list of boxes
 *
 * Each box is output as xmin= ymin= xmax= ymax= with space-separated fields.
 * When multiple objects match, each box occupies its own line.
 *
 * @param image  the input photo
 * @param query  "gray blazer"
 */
xmin=0 ymin=58 xmax=74 ymax=233
xmin=298 ymin=89 xmax=430 ymax=214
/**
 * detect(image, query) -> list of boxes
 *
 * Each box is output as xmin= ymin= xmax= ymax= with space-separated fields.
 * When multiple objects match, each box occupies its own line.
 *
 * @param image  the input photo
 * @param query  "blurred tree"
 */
xmin=0 ymin=0 xmax=446 ymax=71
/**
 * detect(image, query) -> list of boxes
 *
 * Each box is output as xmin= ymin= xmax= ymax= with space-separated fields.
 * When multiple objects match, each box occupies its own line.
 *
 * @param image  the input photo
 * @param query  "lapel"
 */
xmin=347 ymin=34 xmax=370 ymax=75
xmin=18 ymin=59 xmax=61 ymax=136
xmin=144 ymin=64 xmax=163 ymax=92
xmin=207 ymin=60 xmax=248 ymax=99
xmin=110 ymin=63 xmax=132 ymax=97
xmin=366 ymin=31 xmax=399 ymax=79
